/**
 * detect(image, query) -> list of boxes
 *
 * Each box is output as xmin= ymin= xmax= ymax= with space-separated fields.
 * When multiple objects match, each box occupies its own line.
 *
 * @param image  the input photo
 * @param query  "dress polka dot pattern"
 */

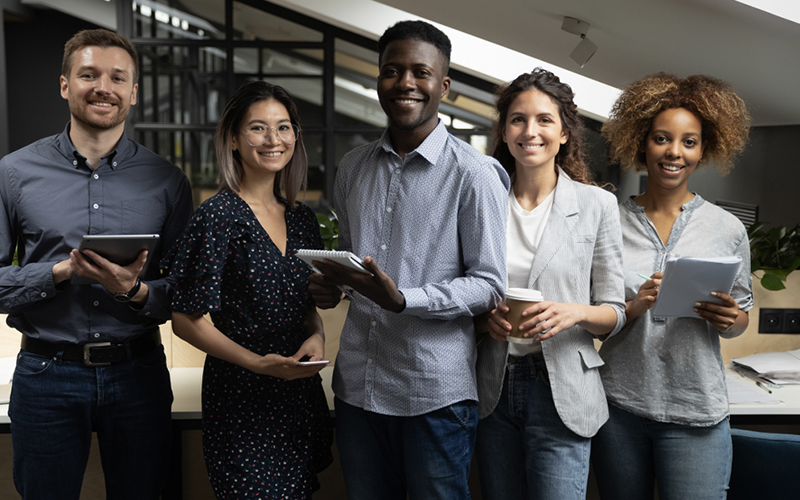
xmin=164 ymin=190 xmax=333 ymax=499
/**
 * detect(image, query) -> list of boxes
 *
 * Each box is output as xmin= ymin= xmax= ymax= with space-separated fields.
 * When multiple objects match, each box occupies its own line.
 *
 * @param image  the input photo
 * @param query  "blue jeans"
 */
xmin=9 ymin=345 xmax=173 ymax=500
xmin=591 ymin=403 xmax=732 ymax=500
xmin=334 ymin=397 xmax=478 ymax=500
xmin=475 ymin=354 xmax=591 ymax=500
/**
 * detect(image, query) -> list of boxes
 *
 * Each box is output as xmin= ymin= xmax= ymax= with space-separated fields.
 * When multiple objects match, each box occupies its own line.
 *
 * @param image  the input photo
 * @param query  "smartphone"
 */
xmin=298 ymin=360 xmax=330 ymax=367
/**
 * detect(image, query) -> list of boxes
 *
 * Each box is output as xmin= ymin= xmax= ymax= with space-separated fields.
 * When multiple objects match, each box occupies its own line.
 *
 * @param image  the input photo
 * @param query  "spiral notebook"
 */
xmin=295 ymin=249 xmax=372 ymax=275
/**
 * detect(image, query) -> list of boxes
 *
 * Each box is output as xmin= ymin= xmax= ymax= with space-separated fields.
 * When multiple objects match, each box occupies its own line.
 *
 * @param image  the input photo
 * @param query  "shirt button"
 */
xmin=93 ymin=301 xmax=99 ymax=306
xmin=386 ymin=207 xmax=392 ymax=213
xmin=40 ymin=292 xmax=47 ymax=298
xmin=145 ymin=311 xmax=151 ymax=316
xmin=113 ymin=161 xmax=118 ymax=167
xmin=381 ymin=244 xmax=387 ymax=251
xmin=395 ymin=169 xmax=401 ymax=174
xmin=72 ymin=160 xmax=77 ymax=166
xmin=93 ymin=173 xmax=99 ymax=179
xmin=93 ymin=333 xmax=100 ymax=338
xmin=93 ymin=203 xmax=99 ymax=209
xmin=371 ymin=321 xmax=377 ymax=327
xmin=367 ymin=358 xmax=373 ymax=364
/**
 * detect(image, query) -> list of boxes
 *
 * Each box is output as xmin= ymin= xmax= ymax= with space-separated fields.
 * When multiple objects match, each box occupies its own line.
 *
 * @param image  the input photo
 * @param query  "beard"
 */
xmin=68 ymin=98 xmax=130 ymax=131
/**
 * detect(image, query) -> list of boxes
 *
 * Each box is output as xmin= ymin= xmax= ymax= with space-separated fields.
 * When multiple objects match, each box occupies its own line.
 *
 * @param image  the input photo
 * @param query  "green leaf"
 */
xmin=768 ymin=226 xmax=787 ymax=244
xmin=761 ymin=272 xmax=787 ymax=291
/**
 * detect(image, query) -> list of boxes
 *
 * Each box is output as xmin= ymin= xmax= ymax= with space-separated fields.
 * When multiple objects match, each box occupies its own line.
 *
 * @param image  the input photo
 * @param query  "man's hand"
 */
xmin=308 ymin=272 xmax=343 ymax=309
xmin=314 ymin=256 xmax=405 ymax=312
xmin=71 ymin=248 xmax=148 ymax=302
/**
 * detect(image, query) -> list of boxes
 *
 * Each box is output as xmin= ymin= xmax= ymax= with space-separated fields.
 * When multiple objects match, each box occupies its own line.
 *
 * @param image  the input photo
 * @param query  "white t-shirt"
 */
xmin=506 ymin=185 xmax=555 ymax=356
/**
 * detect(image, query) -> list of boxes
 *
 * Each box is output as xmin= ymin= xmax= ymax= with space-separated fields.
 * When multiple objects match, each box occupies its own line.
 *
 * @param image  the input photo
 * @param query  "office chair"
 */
xmin=728 ymin=428 xmax=800 ymax=500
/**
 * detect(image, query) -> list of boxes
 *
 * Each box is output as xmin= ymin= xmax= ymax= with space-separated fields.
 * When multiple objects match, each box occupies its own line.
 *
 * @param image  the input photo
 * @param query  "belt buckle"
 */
xmin=83 ymin=342 xmax=112 ymax=367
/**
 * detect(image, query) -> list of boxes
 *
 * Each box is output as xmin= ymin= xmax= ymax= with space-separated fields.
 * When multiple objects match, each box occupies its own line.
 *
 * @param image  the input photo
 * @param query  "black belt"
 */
xmin=21 ymin=331 xmax=161 ymax=367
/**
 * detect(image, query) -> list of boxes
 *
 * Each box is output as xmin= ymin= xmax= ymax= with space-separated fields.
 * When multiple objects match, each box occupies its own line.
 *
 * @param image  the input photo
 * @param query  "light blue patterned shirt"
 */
xmin=599 ymin=195 xmax=753 ymax=426
xmin=331 ymin=121 xmax=510 ymax=416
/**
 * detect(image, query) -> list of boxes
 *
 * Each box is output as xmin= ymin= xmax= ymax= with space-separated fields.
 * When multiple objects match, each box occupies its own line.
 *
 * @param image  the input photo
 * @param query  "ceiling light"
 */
xmin=561 ymin=17 xmax=597 ymax=68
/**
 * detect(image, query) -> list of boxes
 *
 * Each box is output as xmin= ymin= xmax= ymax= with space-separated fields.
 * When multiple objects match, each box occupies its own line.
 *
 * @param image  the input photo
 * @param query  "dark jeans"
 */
xmin=9 ymin=345 xmax=173 ymax=500
xmin=335 ymin=397 xmax=478 ymax=500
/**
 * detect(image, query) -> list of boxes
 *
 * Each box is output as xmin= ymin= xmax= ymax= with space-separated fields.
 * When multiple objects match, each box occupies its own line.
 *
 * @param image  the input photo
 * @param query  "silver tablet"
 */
xmin=71 ymin=234 xmax=160 ymax=285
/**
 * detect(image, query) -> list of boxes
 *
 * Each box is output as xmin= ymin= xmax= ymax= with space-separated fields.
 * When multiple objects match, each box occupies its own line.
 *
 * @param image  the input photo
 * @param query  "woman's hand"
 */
xmin=626 ymin=272 xmax=662 ymax=324
xmin=518 ymin=301 xmax=586 ymax=342
xmin=249 ymin=352 xmax=326 ymax=380
xmin=694 ymin=291 xmax=742 ymax=334
xmin=250 ymin=333 xmax=326 ymax=380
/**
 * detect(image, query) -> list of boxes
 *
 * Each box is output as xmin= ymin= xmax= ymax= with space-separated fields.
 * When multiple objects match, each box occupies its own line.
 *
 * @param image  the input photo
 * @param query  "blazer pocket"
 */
xmin=578 ymin=345 xmax=604 ymax=370
xmin=574 ymin=234 xmax=596 ymax=244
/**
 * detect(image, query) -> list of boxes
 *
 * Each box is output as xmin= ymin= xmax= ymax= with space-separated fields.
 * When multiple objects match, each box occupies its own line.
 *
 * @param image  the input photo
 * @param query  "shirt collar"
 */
xmin=378 ymin=120 xmax=448 ymax=166
xmin=54 ymin=122 xmax=130 ymax=170
xmin=623 ymin=193 xmax=705 ymax=213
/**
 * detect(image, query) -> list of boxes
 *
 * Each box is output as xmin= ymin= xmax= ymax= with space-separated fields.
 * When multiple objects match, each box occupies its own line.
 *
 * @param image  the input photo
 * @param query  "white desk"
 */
xmin=727 ymin=369 xmax=800 ymax=424
xmin=0 ymin=365 xmax=335 ymax=427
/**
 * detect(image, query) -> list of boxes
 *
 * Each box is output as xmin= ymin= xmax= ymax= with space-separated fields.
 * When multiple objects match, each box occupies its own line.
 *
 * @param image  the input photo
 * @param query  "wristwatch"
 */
xmin=114 ymin=278 xmax=142 ymax=303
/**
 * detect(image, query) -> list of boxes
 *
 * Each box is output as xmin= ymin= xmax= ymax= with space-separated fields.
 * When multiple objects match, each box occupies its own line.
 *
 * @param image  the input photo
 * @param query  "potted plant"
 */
xmin=316 ymin=210 xmax=339 ymax=250
xmin=748 ymin=222 xmax=800 ymax=291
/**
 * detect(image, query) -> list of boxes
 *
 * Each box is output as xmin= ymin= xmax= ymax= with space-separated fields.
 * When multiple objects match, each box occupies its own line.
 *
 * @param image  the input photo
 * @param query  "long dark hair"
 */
xmin=493 ymin=68 xmax=592 ymax=184
xmin=215 ymin=81 xmax=308 ymax=207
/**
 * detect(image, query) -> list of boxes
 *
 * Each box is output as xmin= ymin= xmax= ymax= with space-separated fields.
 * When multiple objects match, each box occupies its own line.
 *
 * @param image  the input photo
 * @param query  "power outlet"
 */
xmin=785 ymin=310 xmax=800 ymax=333
xmin=759 ymin=308 xmax=800 ymax=334
xmin=760 ymin=308 xmax=784 ymax=333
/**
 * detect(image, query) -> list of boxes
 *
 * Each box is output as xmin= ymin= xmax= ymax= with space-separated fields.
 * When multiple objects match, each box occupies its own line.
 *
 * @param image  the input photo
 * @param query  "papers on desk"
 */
xmin=726 ymin=372 xmax=782 ymax=404
xmin=731 ymin=349 xmax=800 ymax=384
xmin=651 ymin=256 xmax=741 ymax=318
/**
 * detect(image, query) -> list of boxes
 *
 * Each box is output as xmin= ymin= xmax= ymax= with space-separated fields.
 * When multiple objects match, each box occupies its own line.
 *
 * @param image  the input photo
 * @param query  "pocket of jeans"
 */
xmin=132 ymin=344 xmax=167 ymax=369
xmin=445 ymin=400 xmax=478 ymax=430
xmin=14 ymin=351 xmax=54 ymax=376
xmin=578 ymin=345 xmax=604 ymax=370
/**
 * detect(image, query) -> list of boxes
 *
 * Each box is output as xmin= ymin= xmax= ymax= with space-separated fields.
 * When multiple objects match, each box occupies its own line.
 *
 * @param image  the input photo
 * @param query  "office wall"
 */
xmin=3 ymin=7 xmax=98 ymax=155
xmin=689 ymin=125 xmax=800 ymax=228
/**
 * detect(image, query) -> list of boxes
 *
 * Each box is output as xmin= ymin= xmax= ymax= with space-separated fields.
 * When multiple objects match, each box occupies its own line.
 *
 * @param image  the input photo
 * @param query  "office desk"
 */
xmin=728 ymin=369 xmax=800 ymax=425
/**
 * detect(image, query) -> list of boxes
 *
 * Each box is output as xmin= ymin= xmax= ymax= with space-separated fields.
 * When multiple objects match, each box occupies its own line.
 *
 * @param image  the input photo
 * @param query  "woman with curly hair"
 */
xmin=592 ymin=73 xmax=752 ymax=500
xmin=475 ymin=68 xmax=626 ymax=500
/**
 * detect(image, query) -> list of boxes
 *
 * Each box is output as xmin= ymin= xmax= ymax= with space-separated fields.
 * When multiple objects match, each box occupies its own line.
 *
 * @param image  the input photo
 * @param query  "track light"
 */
xmin=561 ymin=17 xmax=597 ymax=68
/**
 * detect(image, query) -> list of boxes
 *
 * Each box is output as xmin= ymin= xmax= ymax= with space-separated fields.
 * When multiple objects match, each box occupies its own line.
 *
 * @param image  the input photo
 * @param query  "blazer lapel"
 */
xmin=526 ymin=173 xmax=579 ymax=288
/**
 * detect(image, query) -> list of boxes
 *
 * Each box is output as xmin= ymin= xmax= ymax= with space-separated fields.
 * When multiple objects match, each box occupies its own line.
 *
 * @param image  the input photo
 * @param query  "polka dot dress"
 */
xmin=165 ymin=190 xmax=333 ymax=499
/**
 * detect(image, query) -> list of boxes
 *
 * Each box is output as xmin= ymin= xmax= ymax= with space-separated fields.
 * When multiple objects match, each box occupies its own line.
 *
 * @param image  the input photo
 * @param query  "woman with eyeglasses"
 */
xmin=164 ymin=81 xmax=333 ymax=499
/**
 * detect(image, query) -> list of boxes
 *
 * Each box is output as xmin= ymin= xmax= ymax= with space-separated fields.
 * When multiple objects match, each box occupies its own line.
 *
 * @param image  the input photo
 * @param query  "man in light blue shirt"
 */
xmin=310 ymin=20 xmax=508 ymax=500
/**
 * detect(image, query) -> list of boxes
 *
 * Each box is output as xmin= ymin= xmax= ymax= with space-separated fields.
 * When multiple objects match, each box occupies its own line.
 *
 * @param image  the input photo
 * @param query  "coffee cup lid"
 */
xmin=506 ymin=288 xmax=543 ymax=302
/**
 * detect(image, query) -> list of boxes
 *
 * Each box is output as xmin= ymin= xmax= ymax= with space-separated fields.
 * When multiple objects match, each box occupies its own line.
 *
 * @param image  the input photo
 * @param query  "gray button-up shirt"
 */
xmin=0 ymin=124 xmax=194 ymax=343
xmin=599 ymin=195 xmax=753 ymax=426
xmin=332 ymin=121 xmax=509 ymax=416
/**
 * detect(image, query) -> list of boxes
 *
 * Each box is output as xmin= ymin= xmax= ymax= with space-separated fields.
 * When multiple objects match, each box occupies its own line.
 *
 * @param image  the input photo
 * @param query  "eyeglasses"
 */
xmin=242 ymin=123 xmax=299 ymax=146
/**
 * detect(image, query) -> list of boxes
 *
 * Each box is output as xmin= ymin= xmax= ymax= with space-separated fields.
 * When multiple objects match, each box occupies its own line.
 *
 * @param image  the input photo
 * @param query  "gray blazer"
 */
xmin=476 ymin=172 xmax=626 ymax=438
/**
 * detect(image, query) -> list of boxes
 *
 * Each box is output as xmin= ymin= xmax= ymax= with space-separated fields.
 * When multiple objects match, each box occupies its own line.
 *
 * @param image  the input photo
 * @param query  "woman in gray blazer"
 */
xmin=475 ymin=68 xmax=626 ymax=500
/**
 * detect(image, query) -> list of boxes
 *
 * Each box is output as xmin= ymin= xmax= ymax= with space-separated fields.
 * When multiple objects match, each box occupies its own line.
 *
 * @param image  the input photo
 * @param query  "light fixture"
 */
xmin=561 ymin=17 xmax=597 ymax=68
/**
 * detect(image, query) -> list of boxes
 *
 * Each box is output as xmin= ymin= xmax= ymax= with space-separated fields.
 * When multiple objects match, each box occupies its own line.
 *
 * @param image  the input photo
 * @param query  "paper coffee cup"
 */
xmin=505 ymin=288 xmax=543 ymax=344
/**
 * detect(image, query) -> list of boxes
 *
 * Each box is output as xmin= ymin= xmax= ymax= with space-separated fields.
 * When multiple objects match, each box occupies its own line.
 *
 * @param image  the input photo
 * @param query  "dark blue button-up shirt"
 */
xmin=0 ymin=124 xmax=194 ymax=343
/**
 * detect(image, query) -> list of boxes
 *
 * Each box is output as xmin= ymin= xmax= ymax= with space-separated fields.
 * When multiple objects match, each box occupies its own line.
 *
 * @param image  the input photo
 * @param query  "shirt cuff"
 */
xmin=398 ymin=287 xmax=427 ymax=315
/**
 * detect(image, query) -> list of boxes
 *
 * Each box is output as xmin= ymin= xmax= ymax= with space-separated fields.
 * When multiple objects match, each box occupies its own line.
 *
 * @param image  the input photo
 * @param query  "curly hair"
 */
xmin=492 ymin=68 xmax=593 ymax=185
xmin=216 ymin=81 xmax=308 ymax=208
xmin=602 ymin=73 xmax=750 ymax=175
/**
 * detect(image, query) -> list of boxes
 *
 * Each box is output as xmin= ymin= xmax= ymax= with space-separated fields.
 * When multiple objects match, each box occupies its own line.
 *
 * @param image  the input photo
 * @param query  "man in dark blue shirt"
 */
xmin=0 ymin=29 xmax=193 ymax=499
